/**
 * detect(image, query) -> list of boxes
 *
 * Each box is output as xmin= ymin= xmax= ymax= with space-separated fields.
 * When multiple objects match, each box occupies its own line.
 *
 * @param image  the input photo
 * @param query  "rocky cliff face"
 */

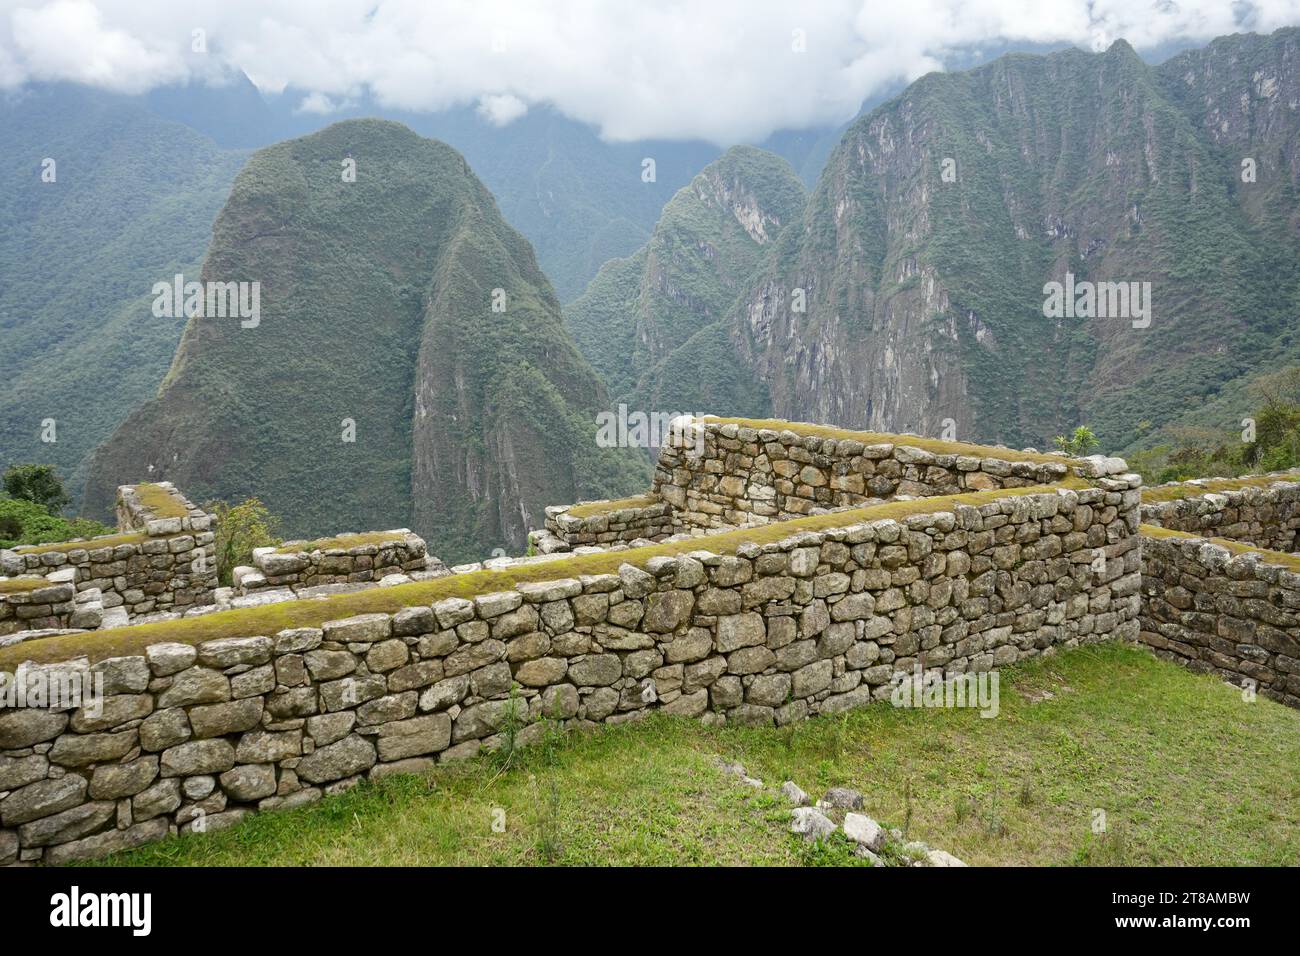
xmin=83 ymin=120 xmax=646 ymax=562
xmin=565 ymin=145 xmax=805 ymax=416
xmin=606 ymin=29 xmax=1300 ymax=453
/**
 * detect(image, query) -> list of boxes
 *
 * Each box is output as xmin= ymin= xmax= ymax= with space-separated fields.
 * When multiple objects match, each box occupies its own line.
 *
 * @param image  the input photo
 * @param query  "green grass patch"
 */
xmin=566 ymin=494 xmax=660 ymax=518
xmin=88 ymin=643 xmax=1300 ymax=867
xmin=275 ymin=531 xmax=408 ymax=554
xmin=1141 ymin=472 xmax=1300 ymax=503
xmin=703 ymin=416 xmax=1065 ymax=465
xmin=133 ymin=483 xmax=190 ymax=519
xmin=0 ymin=481 xmax=1083 ymax=669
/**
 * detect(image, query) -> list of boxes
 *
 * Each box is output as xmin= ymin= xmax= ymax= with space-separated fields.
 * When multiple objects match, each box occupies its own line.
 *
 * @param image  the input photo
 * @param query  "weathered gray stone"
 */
xmin=18 ymin=801 xmax=115 ymax=847
xmin=717 ymin=612 xmax=767 ymax=652
xmin=157 ymin=666 xmax=229 ymax=708
xmin=188 ymin=698 xmax=263 ymax=738
xmin=146 ymin=642 xmax=197 ymax=676
xmin=44 ymin=818 xmax=170 ymax=865
xmin=322 ymin=613 xmax=391 ymax=644
xmin=375 ymin=714 xmax=452 ymax=761
xmin=306 ymin=712 xmax=355 ymax=747
xmin=160 ymin=739 xmax=236 ymax=776
xmin=0 ymin=774 xmax=88 ymax=826
xmin=220 ymin=764 xmax=277 ymax=802
xmin=296 ymin=734 xmax=377 ymax=783
xmin=569 ymin=654 xmax=622 ymax=686
xmin=139 ymin=707 xmax=190 ymax=751
xmin=0 ymin=754 xmax=48 ymax=790
xmin=790 ymin=806 xmax=836 ymax=841
xmin=49 ymin=729 xmax=137 ymax=767
xmin=197 ymin=636 xmax=272 ymax=668
xmin=0 ymin=709 xmax=67 ymax=748
xmin=89 ymin=756 xmax=159 ymax=800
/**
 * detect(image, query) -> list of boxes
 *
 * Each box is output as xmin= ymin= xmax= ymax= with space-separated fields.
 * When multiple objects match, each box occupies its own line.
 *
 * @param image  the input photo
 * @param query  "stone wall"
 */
xmin=0 ymin=574 xmax=103 ymax=639
xmin=540 ymin=499 xmax=676 ymax=551
xmin=1140 ymin=474 xmax=1300 ymax=553
xmin=0 ymin=475 xmax=1141 ymax=864
xmin=652 ymin=419 xmax=1078 ymax=531
xmin=0 ymin=484 xmax=217 ymax=620
xmin=235 ymin=531 xmax=432 ymax=594
xmin=1139 ymin=530 xmax=1300 ymax=708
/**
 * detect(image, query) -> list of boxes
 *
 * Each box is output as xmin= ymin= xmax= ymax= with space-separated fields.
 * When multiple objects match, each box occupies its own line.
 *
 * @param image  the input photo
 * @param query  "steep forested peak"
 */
xmin=84 ymin=117 xmax=647 ymax=562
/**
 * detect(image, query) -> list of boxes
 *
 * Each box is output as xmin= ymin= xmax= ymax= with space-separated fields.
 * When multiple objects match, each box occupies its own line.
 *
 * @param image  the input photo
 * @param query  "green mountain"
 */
xmin=613 ymin=28 xmax=1300 ymax=454
xmin=82 ymin=120 xmax=648 ymax=562
xmin=565 ymin=146 xmax=806 ymax=417
xmin=0 ymin=85 xmax=245 ymax=494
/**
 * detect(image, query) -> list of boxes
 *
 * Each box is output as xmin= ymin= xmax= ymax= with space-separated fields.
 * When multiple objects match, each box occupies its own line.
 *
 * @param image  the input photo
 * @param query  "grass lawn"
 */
xmin=91 ymin=643 xmax=1300 ymax=867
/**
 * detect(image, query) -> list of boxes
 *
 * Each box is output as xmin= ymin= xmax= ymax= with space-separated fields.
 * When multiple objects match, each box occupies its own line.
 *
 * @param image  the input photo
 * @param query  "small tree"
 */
xmin=209 ymin=498 xmax=280 ymax=586
xmin=1053 ymin=426 xmax=1100 ymax=457
xmin=2 ymin=464 xmax=70 ymax=514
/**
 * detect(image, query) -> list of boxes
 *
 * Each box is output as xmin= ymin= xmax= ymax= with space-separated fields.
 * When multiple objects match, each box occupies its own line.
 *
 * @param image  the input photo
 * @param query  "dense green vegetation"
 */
xmin=209 ymin=498 xmax=281 ymax=586
xmin=565 ymin=146 xmax=805 ymax=418
xmin=0 ymin=464 xmax=110 ymax=548
xmin=91 ymin=644 xmax=1300 ymax=866
xmin=1126 ymin=366 xmax=1300 ymax=483
xmin=82 ymin=120 xmax=647 ymax=564
xmin=0 ymin=85 xmax=245 ymax=497
xmin=602 ymin=30 xmax=1300 ymax=456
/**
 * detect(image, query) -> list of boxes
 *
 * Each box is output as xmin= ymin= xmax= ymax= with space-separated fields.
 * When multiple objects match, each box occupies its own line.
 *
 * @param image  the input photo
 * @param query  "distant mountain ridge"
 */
xmin=82 ymin=120 xmax=648 ymax=562
xmin=565 ymin=146 xmax=806 ymax=420
xmin=575 ymin=27 xmax=1300 ymax=455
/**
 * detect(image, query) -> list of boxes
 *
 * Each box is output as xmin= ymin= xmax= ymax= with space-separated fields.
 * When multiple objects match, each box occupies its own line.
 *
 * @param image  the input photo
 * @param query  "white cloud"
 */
xmin=296 ymin=90 xmax=344 ymax=114
xmin=0 ymin=0 xmax=1297 ymax=142
xmin=477 ymin=93 xmax=527 ymax=126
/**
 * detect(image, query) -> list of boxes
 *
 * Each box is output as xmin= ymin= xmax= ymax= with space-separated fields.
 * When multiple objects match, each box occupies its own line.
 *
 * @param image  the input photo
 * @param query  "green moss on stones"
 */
xmin=702 ymin=417 xmax=1064 ymax=465
xmin=275 ymin=531 xmax=409 ymax=554
xmin=1139 ymin=523 xmax=1300 ymax=572
xmin=566 ymin=494 xmax=660 ymax=518
xmin=14 ymin=532 xmax=147 ymax=556
xmin=1141 ymin=473 xmax=1300 ymax=504
xmin=0 ymin=480 xmax=1086 ymax=669
xmin=133 ymin=482 xmax=190 ymax=519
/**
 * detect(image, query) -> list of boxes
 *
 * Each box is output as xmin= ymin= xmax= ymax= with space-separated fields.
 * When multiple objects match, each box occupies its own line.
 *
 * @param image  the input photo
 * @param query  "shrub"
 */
xmin=209 ymin=498 xmax=281 ymax=586
xmin=0 ymin=497 xmax=113 ymax=549
xmin=2 ymin=464 xmax=70 ymax=515
xmin=1053 ymin=426 xmax=1100 ymax=457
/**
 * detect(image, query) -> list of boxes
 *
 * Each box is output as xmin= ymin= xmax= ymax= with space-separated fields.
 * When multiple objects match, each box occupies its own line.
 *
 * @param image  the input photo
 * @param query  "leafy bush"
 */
xmin=0 ymin=497 xmax=112 ymax=549
xmin=209 ymin=498 xmax=281 ymax=586
xmin=2 ymin=464 xmax=70 ymax=514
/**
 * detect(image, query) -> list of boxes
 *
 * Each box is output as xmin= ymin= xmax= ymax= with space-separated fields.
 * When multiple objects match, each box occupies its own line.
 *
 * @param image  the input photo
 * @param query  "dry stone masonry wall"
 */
xmin=540 ymin=500 xmax=676 ymax=552
xmin=1 ymin=483 xmax=216 ymax=623
xmin=235 ymin=531 xmax=436 ymax=595
xmin=1140 ymin=474 xmax=1300 ymax=553
xmin=651 ymin=419 xmax=1077 ymax=530
xmin=1139 ymin=532 xmax=1300 ymax=708
xmin=10 ymin=415 xmax=1300 ymax=866
xmin=0 ymin=574 xmax=103 ymax=639
xmin=0 ymin=465 xmax=1142 ymax=864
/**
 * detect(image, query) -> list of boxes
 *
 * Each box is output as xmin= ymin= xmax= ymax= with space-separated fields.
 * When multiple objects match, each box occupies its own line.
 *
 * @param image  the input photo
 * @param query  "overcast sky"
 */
xmin=2 ymin=0 xmax=1298 ymax=143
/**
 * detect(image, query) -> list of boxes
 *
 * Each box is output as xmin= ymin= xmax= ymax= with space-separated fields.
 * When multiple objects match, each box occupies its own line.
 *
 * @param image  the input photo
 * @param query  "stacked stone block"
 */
xmin=0 ymin=472 xmax=1141 ymax=864
xmin=235 ymin=531 xmax=431 ymax=593
xmin=1139 ymin=532 xmax=1300 ymax=708
xmin=1140 ymin=474 xmax=1300 ymax=553
xmin=542 ymin=500 xmax=676 ymax=550
xmin=0 ymin=483 xmax=216 ymax=619
xmin=0 ymin=571 xmax=104 ymax=639
xmin=652 ymin=419 xmax=1074 ymax=530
